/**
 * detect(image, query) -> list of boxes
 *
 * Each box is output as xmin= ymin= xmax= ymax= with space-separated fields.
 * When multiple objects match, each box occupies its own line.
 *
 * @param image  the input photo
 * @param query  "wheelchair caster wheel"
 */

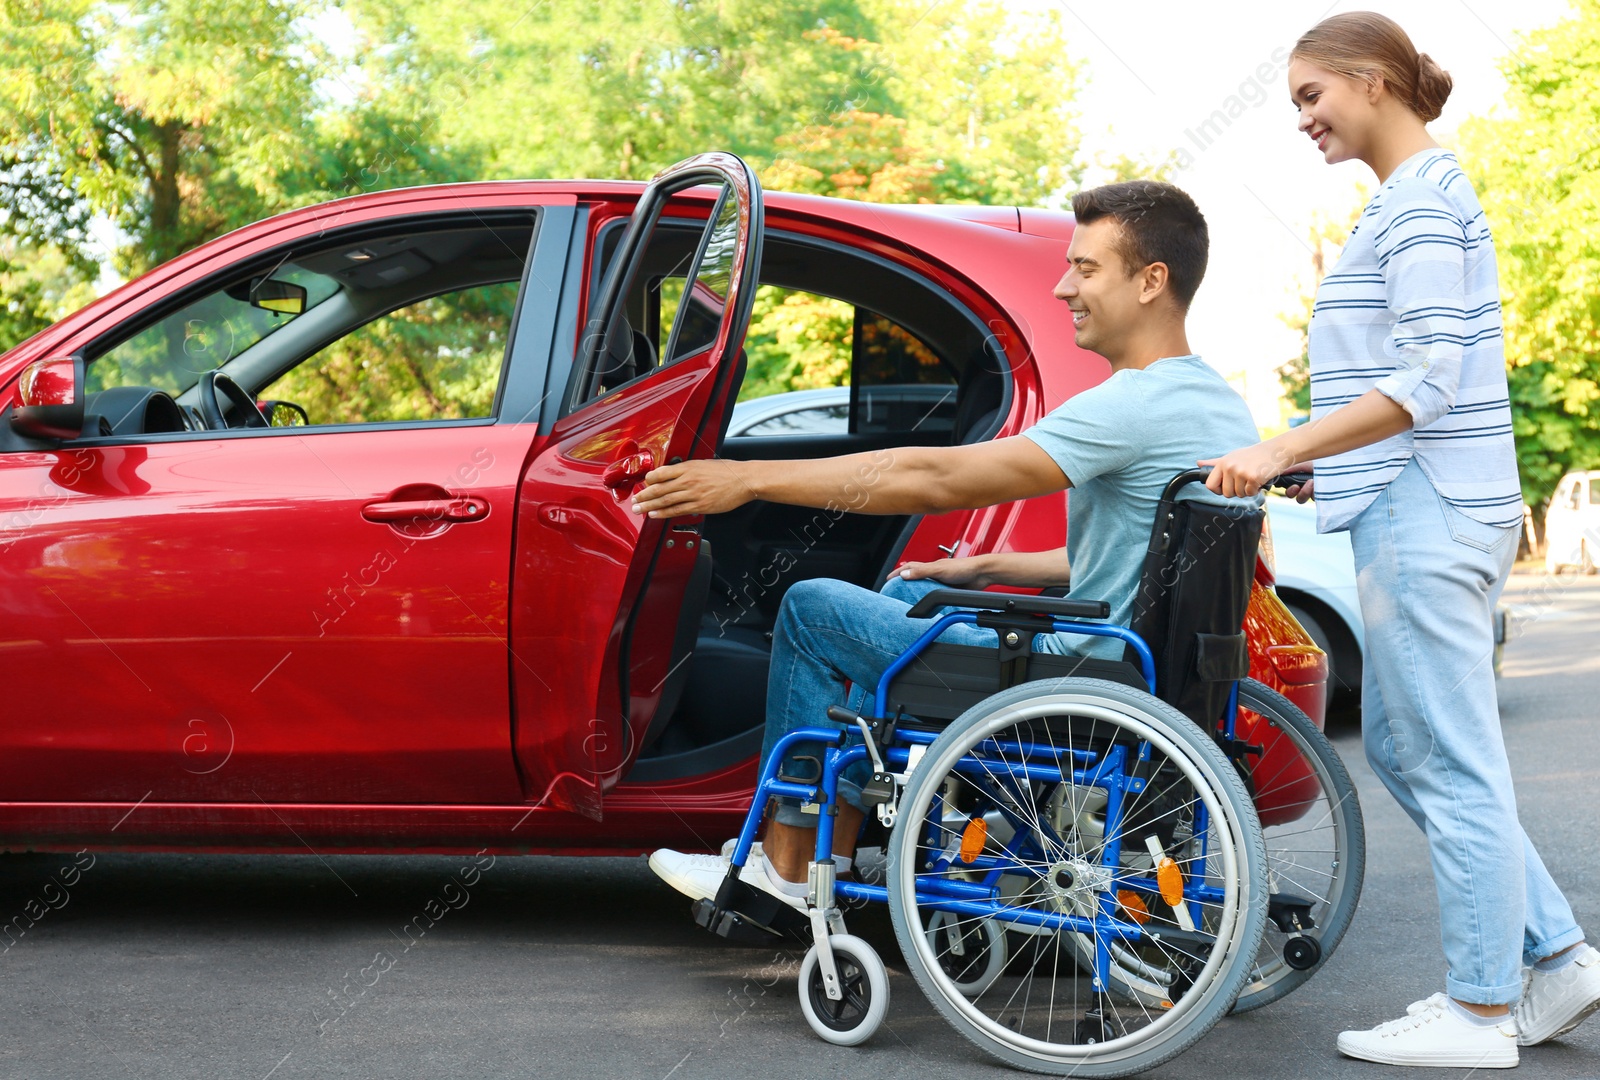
xmin=926 ymin=911 xmax=1006 ymax=997
xmin=798 ymin=934 xmax=889 ymax=1046
xmin=1283 ymin=934 xmax=1321 ymax=971
xmin=1074 ymin=1017 xmax=1115 ymax=1045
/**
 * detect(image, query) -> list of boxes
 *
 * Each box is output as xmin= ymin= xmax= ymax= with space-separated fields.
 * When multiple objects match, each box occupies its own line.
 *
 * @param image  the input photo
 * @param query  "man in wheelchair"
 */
xmin=635 ymin=180 xmax=1263 ymax=913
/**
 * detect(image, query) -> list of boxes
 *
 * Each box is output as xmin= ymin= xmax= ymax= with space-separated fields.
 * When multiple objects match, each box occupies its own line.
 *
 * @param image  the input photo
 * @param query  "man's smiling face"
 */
xmin=1053 ymin=217 xmax=1144 ymax=360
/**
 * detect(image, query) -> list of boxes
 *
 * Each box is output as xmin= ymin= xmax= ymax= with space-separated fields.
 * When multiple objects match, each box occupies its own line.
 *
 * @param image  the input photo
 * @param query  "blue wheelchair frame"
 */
xmin=722 ymin=607 xmax=1245 ymax=992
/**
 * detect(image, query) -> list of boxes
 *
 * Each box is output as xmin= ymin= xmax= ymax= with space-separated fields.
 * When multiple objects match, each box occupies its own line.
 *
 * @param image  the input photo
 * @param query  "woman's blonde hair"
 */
xmin=1293 ymin=12 xmax=1453 ymax=122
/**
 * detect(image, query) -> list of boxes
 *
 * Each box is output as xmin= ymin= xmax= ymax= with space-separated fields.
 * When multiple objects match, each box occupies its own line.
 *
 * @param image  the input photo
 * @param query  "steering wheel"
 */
xmin=197 ymin=370 xmax=269 ymax=430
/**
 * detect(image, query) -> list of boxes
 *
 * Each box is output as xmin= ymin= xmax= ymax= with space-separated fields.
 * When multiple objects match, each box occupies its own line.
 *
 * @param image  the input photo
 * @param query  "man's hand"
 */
xmin=632 ymin=459 xmax=754 ymax=518
xmin=890 ymin=555 xmax=994 ymax=590
xmin=1283 ymin=470 xmax=1314 ymax=503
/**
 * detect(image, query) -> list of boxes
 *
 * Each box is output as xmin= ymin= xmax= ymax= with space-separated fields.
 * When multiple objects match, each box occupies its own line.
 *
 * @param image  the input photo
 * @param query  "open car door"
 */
xmin=510 ymin=153 xmax=762 ymax=819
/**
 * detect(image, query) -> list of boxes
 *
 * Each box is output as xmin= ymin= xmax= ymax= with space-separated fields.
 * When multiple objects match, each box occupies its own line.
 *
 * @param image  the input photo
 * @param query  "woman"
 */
xmin=1203 ymin=12 xmax=1598 ymax=1069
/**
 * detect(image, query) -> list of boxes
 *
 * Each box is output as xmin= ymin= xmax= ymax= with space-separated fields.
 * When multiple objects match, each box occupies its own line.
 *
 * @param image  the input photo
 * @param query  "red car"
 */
xmin=0 ymin=153 xmax=1326 ymax=856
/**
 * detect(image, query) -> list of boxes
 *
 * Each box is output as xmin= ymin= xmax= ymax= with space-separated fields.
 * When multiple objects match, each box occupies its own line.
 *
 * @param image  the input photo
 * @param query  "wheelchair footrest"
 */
xmin=691 ymin=872 xmax=808 ymax=943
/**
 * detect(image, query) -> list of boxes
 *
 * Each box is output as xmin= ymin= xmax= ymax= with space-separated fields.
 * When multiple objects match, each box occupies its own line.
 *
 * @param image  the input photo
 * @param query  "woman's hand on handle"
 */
xmin=1201 ymin=390 xmax=1413 ymax=499
xmin=1199 ymin=441 xmax=1299 ymax=499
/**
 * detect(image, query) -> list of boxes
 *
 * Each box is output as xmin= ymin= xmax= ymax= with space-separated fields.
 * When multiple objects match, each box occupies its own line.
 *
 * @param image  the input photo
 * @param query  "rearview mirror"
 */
xmin=10 ymin=353 xmax=85 ymax=441
xmin=226 ymin=276 xmax=307 ymax=316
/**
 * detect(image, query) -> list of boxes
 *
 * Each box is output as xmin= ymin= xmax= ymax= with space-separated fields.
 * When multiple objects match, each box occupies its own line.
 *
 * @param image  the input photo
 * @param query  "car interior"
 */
xmin=618 ymin=226 xmax=1012 ymax=782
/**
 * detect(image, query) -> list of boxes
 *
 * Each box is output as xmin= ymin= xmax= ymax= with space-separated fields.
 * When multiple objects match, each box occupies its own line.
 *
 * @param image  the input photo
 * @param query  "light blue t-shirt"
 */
xmin=1020 ymin=355 xmax=1261 ymax=659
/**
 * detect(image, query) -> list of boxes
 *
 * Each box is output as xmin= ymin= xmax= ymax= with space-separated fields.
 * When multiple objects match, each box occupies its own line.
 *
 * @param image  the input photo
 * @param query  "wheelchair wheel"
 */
xmin=797 ymin=934 xmax=889 ymax=1046
xmin=886 ymin=677 xmax=1267 ymax=1077
xmin=1230 ymin=678 xmax=1365 ymax=1012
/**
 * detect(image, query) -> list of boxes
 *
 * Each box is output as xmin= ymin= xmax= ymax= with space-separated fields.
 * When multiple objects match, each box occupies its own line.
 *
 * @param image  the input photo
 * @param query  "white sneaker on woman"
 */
xmin=1336 ymin=993 xmax=1519 ymax=1068
xmin=1516 ymin=944 xmax=1600 ymax=1045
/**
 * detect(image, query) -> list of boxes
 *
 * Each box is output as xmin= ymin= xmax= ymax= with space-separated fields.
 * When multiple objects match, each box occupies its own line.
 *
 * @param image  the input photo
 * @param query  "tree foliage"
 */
xmin=343 ymin=0 xmax=1084 ymax=204
xmin=1460 ymin=0 xmax=1600 ymax=509
xmin=1 ymin=0 xmax=1094 ymax=397
xmin=0 ymin=0 xmax=467 ymax=298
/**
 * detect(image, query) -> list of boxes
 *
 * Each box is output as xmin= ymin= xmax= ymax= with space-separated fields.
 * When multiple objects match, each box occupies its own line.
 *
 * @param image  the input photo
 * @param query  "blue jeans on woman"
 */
xmin=1351 ymin=459 xmax=1584 ymax=1004
xmin=758 ymin=574 xmax=1002 ymax=827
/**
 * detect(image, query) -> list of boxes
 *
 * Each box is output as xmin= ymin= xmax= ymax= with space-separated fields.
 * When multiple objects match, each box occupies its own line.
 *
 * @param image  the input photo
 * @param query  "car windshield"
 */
xmin=87 ymin=265 xmax=341 ymax=397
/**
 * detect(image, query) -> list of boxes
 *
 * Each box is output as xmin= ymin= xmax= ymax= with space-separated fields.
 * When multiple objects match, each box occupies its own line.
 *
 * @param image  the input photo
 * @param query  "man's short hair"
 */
xmin=1070 ymin=181 xmax=1209 ymax=311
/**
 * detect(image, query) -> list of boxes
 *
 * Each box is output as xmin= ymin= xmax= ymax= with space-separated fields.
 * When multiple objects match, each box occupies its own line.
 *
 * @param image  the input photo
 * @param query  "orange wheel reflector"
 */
xmin=1155 ymin=856 xmax=1185 ymax=909
xmin=959 ymin=816 xmax=987 ymax=863
xmin=1116 ymin=890 xmax=1150 ymax=924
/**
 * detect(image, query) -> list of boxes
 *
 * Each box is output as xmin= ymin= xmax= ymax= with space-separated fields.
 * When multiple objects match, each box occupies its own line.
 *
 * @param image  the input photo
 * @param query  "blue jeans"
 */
xmin=1350 ymin=459 xmax=1584 ymax=1004
xmin=759 ymin=575 xmax=1001 ymax=827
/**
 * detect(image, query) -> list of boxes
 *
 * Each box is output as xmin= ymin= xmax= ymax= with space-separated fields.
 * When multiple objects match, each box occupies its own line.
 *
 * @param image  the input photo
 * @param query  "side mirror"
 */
xmin=225 ymin=276 xmax=307 ymax=316
xmin=260 ymin=400 xmax=309 ymax=427
xmin=10 ymin=353 xmax=85 ymax=441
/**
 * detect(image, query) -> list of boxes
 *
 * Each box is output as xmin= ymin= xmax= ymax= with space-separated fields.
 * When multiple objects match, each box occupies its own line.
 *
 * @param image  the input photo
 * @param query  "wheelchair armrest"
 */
xmin=904 ymin=587 xmax=1110 ymax=621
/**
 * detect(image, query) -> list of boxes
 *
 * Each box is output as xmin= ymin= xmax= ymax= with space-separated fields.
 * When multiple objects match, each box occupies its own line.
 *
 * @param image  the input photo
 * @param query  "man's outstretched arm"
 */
xmin=631 ymin=436 xmax=1069 ymax=519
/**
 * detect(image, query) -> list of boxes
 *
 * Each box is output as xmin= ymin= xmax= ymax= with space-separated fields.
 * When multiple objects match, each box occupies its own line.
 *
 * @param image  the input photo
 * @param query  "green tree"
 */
xmin=342 ymin=0 xmax=890 ymax=184
xmin=345 ymin=0 xmax=1086 ymax=205
xmin=0 ymin=0 xmax=468 ymax=283
xmin=0 ymin=236 xmax=94 ymax=352
xmin=1459 ymin=0 xmax=1600 ymax=511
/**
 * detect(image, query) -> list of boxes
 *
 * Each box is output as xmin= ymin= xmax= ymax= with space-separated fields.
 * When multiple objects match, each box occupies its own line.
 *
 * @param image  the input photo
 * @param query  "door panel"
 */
xmin=510 ymin=154 xmax=763 ymax=819
xmin=0 ymin=426 xmax=529 ymax=803
xmin=0 ymin=201 xmax=576 ymax=807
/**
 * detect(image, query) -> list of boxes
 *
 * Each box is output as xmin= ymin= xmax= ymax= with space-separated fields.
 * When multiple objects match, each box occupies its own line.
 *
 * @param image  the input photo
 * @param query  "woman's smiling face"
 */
xmin=1289 ymin=57 xmax=1377 ymax=166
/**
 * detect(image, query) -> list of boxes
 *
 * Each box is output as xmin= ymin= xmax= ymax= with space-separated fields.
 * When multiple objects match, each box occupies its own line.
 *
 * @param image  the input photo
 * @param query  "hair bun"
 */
xmin=1413 ymin=52 xmax=1453 ymax=122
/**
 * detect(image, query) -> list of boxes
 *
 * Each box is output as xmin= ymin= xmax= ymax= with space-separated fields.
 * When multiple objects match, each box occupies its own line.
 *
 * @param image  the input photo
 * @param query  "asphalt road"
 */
xmin=3 ymin=571 xmax=1597 ymax=1080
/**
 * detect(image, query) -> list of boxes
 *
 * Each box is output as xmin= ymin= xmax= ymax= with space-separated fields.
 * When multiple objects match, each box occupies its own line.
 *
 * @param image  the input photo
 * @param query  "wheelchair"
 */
xmin=689 ymin=469 xmax=1364 ymax=1076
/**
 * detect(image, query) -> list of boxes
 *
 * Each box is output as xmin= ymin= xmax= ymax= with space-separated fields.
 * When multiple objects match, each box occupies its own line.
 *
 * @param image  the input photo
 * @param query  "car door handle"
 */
xmin=602 ymin=450 xmax=656 ymax=490
xmin=361 ymin=496 xmax=490 ymax=523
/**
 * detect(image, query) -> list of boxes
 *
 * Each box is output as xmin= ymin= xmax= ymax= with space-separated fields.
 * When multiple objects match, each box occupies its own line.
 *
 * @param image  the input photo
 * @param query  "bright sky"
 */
xmin=1050 ymin=0 xmax=1572 ymax=430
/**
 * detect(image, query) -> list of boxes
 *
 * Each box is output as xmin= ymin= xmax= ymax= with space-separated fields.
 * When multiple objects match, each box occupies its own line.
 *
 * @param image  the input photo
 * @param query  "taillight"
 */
xmin=1255 ymin=510 xmax=1277 ymax=587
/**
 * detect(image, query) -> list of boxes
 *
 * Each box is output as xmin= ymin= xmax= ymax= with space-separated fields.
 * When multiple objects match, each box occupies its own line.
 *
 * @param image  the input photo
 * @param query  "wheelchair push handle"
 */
xmin=1171 ymin=465 xmax=1313 ymax=502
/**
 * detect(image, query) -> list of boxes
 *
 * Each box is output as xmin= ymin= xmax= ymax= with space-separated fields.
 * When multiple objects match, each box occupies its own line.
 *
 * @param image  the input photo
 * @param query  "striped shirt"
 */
xmin=1309 ymin=149 xmax=1522 ymax=531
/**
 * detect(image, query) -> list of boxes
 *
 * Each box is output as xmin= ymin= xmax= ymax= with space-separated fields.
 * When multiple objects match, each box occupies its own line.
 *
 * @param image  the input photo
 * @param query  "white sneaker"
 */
xmin=1516 ymin=943 xmax=1600 ymax=1045
xmin=719 ymin=837 xmax=763 ymax=861
xmin=648 ymin=849 xmax=732 ymax=902
xmin=648 ymin=848 xmax=807 ymax=912
xmin=1336 ymin=993 xmax=1519 ymax=1068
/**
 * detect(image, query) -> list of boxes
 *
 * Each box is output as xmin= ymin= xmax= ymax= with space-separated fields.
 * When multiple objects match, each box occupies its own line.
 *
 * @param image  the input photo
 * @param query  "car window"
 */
xmin=259 ymin=281 xmax=518 ymax=424
xmin=731 ymin=284 xmax=958 ymax=438
xmin=82 ymin=217 xmax=535 ymax=434
xmin=1570 ymin=482 xmax=1583 ymax=510
xmin=1589 ymin=477 xmax=1599 ymax=505
xmin=573 ymin=185 xmax=739 ymax=407
xmin=88 ymin=266 xmax=341 ymax=398
xmin=741 ymin=404 xmax=850 ymax=436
